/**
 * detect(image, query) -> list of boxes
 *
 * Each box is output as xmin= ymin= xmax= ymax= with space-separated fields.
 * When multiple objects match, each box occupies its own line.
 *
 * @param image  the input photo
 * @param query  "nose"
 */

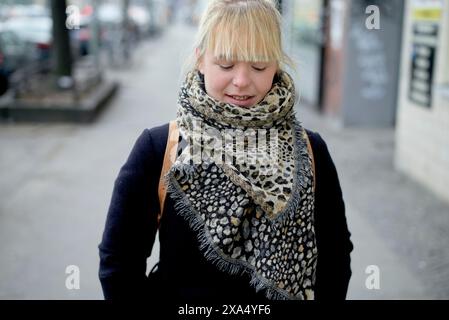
xmin=232 ymin=66 xmax=251 ymax=88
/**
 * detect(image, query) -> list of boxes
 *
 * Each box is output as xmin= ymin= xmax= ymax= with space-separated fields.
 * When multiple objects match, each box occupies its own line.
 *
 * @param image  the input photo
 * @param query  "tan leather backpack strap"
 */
xmin=303 ymin=130 xmax=316 ymax=192
xmin=157 ymin=120 xmax=179 ymax=227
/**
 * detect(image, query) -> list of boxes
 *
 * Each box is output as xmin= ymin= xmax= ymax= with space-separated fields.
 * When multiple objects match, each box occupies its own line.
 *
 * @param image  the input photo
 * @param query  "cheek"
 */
xmin=257 ymin=78 xmax=274 ymax=96
xmin=207 ymin=75 xmax=228 ymax=96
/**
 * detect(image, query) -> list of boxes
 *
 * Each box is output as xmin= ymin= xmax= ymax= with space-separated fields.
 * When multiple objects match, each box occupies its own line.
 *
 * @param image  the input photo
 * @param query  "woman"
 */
xmin=99 ymin=0 xmax=353 ymax=301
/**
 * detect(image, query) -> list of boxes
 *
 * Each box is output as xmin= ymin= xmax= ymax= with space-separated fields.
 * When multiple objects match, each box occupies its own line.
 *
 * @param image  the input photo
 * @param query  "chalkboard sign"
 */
xmin=338 ymin=0 xmax=404 ymax=126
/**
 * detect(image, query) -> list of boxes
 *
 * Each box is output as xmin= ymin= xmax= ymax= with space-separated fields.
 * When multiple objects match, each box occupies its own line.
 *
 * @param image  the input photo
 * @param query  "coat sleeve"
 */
xmin=307 ymin=130 xmax=353 ymax=300
xmin=98 ymin=129 xmax=161 ymax=299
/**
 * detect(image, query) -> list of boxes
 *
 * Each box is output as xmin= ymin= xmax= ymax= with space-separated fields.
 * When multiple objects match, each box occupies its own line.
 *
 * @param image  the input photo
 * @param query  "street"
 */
xmin=0 ymin=21 xmax=448 ymax=300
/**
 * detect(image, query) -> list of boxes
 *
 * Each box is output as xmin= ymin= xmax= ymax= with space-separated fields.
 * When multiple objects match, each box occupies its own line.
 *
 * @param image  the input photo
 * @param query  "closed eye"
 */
xmin=219 ymin=65 xmax=233 ymax=70
xmin=252 ymin=66 xmax=267 ymax=71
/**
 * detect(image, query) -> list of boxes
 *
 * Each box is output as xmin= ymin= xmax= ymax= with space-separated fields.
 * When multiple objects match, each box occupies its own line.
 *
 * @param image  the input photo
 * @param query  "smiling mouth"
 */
xmin=226 ymin=94 xmax=254 ymax=101
xmin=230 ymin=95 xmax=251 ymax=100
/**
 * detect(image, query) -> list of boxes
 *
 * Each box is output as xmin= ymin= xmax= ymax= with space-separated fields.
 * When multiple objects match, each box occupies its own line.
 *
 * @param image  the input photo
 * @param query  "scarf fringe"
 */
xmin=165 ymin=170 xmax=303 ymax=300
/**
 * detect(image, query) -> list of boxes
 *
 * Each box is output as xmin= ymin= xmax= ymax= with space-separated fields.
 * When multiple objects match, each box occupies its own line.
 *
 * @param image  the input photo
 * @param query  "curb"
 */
xmin=0 ymin=80 xmax=120 ymax=124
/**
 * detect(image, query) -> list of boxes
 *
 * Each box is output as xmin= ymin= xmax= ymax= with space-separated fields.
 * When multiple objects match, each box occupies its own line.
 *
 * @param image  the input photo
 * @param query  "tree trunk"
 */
xmin=50 ymin=0 xmax=73 ymax=79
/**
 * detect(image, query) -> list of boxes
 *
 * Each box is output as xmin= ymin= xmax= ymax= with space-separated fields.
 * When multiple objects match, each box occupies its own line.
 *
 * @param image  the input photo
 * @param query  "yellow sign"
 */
xmin=413 ymin=8 xmax=442 ymax=21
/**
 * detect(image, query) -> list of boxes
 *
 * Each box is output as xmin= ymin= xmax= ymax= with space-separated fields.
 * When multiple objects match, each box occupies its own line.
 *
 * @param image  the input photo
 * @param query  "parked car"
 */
xmin=2 ymin=16 xmax=52 ymax=63
xmin=3 ymin=15 xmax=96 ymax=60
xmin=0 ymin=25 xmax=35 ymax=96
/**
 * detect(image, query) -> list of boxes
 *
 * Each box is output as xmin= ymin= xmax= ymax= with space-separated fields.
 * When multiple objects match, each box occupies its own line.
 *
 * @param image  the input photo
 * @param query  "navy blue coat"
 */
xmin=98 ymin=122 xmax=353 ymax=301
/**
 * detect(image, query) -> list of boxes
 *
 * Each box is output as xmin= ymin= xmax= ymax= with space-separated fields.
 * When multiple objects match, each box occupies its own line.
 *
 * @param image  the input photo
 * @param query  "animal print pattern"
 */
xmin=166 ymin=70 xmax=317 ymax=300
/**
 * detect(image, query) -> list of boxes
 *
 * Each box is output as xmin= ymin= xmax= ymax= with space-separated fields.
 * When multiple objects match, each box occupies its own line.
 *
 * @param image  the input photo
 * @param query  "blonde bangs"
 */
xmin=207 ymin=7 xmax=282 ymax=63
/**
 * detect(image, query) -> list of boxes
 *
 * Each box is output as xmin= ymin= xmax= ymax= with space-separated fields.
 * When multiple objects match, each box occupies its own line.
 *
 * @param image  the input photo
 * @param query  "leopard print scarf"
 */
xmin=166 ymin=70 xmax=317 ymax=300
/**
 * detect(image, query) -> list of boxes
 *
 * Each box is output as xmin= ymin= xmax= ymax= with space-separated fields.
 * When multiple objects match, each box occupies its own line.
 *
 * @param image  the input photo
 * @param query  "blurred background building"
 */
xmin=281 ymin=0 xmax=449 ymax=204
xmin=282 ymin=0 xmax=403 ymax=126
xmin=395 ymin=0 xmax=449 ymax=205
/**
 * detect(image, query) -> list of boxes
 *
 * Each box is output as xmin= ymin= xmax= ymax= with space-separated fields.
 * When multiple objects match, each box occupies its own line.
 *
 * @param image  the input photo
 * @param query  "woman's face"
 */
xmin=197 ymin=49 xmax=278 ymax=108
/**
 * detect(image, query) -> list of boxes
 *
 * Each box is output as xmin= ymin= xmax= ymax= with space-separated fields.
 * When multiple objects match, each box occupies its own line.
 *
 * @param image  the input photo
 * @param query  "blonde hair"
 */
xmin=183 ymin=0 xmax=294 ymax=73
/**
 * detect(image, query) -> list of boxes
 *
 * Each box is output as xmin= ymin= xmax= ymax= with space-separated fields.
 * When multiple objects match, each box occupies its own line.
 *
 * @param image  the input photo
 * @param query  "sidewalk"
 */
xmin=300 ymin=105 xmax=449 ymax=299
xmin=0 ymin=21 xmax=448 ymax=299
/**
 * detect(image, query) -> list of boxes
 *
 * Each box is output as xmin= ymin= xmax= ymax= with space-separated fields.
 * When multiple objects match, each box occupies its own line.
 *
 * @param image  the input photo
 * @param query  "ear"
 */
xmin=195 ymin=48 xmax=204 ymax=74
